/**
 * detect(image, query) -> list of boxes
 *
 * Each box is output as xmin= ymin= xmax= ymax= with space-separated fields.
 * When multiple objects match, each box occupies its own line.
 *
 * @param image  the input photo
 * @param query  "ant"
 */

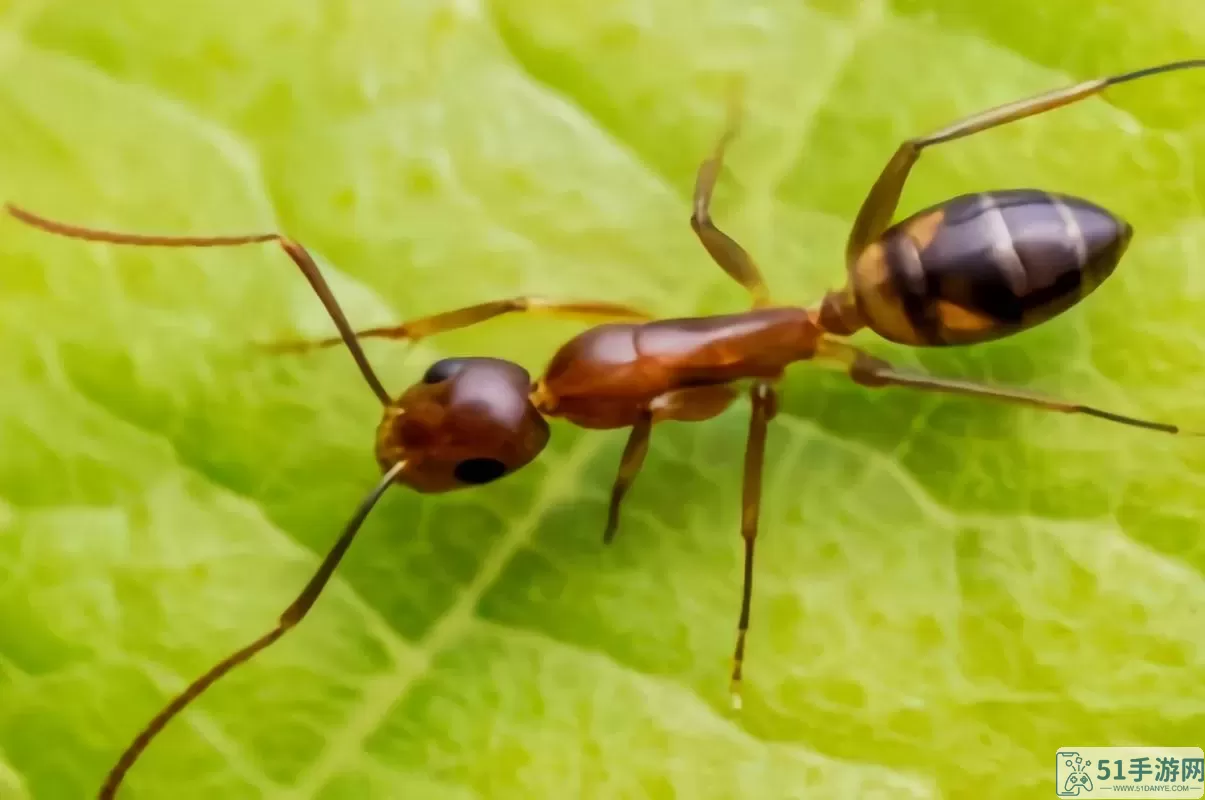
xmin=7 ymin=58 xmax=1205 ymax=799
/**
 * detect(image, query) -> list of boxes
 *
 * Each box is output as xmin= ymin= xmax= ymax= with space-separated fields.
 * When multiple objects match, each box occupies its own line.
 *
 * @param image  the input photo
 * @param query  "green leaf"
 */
xmin=2 ymin=1 xmax=1204 ymax=798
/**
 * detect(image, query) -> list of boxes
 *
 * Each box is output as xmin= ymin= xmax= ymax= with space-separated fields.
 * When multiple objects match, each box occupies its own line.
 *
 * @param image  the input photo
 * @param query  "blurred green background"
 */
xmin=1 ymin=0 xmax=1204 ymax=797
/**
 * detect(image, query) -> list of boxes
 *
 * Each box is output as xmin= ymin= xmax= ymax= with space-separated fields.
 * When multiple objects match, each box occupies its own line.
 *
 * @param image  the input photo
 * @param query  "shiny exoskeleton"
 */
xmin=9 ymin=57 xmax=1203 ymax=800
xmin=847 ymin=189 xmax=1132 ymax=346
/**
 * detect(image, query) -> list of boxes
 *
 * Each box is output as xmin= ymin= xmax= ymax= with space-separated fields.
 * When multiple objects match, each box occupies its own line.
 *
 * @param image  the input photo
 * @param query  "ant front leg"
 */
xmin=691 ymin=94 xmax=772 ymax=309
xmin=731 ymin=379 xmax=777 ymax=709
xmin=6 ymin=203 xmax=392 ymax=406
xmin=603 ymin=384 xmax=739 ymax=544
xmin=817 ymin=338 xmax=1195 ymax=436
xmin=844 ymin=59 xmax=1205 ymax=264
xmin=266 ymin=297 xmax=652 ymax=353
xmin=603 ymin=412 xmax=653 ymax=544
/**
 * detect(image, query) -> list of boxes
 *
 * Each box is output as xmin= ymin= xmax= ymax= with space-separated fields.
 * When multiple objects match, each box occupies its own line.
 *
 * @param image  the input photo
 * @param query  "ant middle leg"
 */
xmin=844 ymin=59 xmax=1205 ymax=264
xmin=816 ymin=338 xmax=1195 ymax=436
xmin=266 ymin=297 xmax=652 ymax=354
xmin=691 ymin=94 xmax=772 ymax=309
xmin=6 ymin=203 xmax=393 ymax=406
xmin=731 ymin=378 xmax=777 ymax=709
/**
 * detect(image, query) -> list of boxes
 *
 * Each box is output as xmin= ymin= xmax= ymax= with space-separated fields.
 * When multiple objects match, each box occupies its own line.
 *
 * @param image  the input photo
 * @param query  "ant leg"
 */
xmin=602 ymin=384 xmax=739 ymax=543
xmin=731 ymin=379 xmax=777 ymax=709
xmin=845 ymin=59 xmax=1205 ymax=264
xmin=5 ymin=203 xmax=392 ymax=406
xmin=265 ymin=297 xmax=652 ymax=353
xmin=603 ymin=411 xmax=653 ymax=545
xmin=98 ymin=461 xmax=406 ymax=800
xmin=816 ymin=338 xmax=1196 ymax=436
xmin=691 ymin=93 xmax=772 ymax=308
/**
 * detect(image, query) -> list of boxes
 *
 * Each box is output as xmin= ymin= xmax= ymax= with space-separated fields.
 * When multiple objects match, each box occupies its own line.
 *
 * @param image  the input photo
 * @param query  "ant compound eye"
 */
xmin=422 ymin=358 xmax=466 ymax=384
xmin=453 ymin=457 xmax=508 ymax=485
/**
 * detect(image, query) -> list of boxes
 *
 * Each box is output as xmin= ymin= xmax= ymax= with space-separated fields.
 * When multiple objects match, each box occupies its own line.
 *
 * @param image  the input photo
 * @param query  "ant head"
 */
xmin=375 ymin=357 xmax=550 ymax=493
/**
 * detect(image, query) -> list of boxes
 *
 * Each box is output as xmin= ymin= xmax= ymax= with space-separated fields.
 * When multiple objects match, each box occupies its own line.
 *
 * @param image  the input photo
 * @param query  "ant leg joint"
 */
xmin=849 ymin=353 xmax=892 ymax=387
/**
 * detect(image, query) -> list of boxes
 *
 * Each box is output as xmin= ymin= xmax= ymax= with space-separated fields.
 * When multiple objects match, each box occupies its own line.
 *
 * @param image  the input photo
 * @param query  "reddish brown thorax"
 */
xmin=535 ymin=307 xmax=822 ymax=429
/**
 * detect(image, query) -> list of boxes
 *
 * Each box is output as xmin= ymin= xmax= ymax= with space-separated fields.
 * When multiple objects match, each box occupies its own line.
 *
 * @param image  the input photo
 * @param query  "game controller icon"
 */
xmin=1063 ymin=770 xmax=1094 ymax=794
xmin=1058 ymin=752 xmax=1096 ymax=796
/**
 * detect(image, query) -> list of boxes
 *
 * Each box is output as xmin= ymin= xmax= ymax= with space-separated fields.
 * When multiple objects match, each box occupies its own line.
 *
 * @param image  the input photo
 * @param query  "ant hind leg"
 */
xmin=844 ymin=59 xmax=1205 ymax=265
xmin=817 ymin=337 xmax=1196 ymax=436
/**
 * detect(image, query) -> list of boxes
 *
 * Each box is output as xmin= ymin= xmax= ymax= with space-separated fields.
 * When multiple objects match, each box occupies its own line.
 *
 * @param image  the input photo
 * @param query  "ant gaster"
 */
xmin=8 ymin=58 xmax=1205 ymax=799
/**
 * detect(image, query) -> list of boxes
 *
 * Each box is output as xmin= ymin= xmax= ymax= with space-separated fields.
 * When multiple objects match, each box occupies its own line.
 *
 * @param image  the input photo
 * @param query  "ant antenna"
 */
xmin=98 ymin=460 xmax=407 ymax=799
xmin=5 ymin=203 xmax=392 ymax=406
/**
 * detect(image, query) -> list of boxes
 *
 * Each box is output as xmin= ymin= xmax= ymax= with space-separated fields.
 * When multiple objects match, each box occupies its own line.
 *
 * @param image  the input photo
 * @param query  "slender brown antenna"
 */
xmin=1104 ymin=58 xmax=1205 ymax=87
xmin=5 ymin=203 xmax=392 ymax=406
xmin=98 ymin=460 xmax=407 ymax=800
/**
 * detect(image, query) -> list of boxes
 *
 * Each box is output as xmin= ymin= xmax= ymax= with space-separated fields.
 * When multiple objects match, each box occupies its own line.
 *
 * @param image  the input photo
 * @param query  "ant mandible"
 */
xmin=8 ymin=58 xmax=1204 ymax=799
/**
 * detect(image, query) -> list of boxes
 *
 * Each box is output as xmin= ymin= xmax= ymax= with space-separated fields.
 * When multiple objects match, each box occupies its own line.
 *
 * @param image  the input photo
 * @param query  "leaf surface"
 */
xmin=1 ymin=1 xmax=1204 ymax=797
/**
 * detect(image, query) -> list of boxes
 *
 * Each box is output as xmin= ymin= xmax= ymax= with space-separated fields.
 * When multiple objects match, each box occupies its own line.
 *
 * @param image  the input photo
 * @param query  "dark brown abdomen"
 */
xmin=851 ymin=189 xmax=1132 ymax=346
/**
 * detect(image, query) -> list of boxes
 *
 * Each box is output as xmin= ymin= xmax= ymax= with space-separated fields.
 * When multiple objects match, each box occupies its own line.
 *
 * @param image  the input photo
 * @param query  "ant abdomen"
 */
xmin=851 ymin=189 xmax=1133 ymax=347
